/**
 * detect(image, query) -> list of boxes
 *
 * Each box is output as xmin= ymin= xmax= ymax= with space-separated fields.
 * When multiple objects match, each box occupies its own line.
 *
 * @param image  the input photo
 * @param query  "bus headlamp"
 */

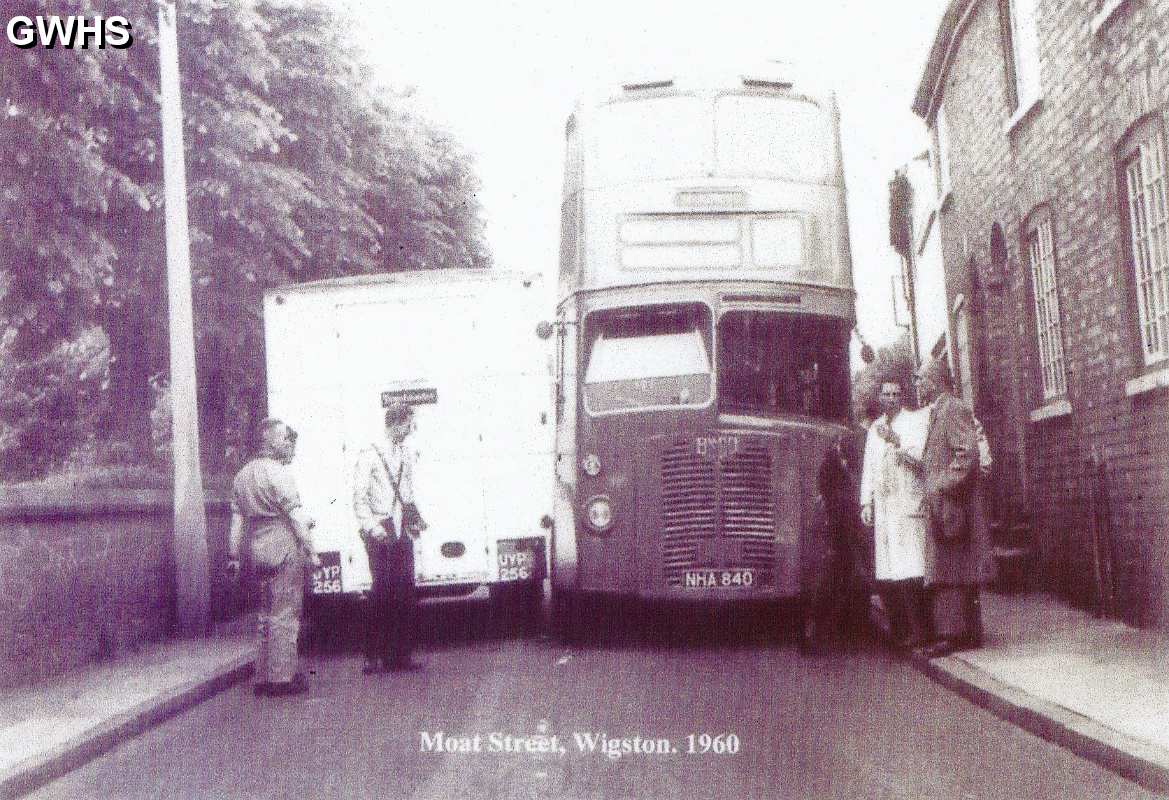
xmin=585 ymin=495 xmax=613 ymax=532
xmin=582 ymin=453 xmax=602 ymax=476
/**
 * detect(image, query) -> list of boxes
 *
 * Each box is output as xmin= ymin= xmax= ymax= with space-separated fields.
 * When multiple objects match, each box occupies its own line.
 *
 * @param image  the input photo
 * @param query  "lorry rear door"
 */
xmin=334 ymin=296 xmax=493 ymax=588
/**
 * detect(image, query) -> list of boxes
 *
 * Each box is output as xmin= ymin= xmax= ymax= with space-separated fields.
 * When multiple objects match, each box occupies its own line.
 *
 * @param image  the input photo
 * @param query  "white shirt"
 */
xmin=353 ymin=441 xmax=416 ymax=536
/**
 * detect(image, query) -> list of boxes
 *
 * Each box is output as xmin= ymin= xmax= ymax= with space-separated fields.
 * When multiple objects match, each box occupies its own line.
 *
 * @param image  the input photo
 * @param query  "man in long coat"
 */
xmin=914 ymin=358 xmax=988 ymax=657
xmin=859 ymin=379 xmax=931 ymax=647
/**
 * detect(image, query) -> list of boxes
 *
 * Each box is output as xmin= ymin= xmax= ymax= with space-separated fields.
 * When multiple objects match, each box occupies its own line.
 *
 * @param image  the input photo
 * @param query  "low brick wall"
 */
xmin=0 ymin=489 xmax=233 ymax=690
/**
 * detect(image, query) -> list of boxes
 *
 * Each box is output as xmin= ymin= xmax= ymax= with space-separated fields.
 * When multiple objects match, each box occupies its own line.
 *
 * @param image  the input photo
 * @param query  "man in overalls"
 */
xmin=227 ymin=418 xmax=318 ymax=696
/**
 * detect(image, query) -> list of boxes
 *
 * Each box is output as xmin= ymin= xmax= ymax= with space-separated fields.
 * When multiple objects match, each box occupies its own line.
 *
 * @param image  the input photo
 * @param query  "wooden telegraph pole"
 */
xmin=158 ymin=1 xmax=210 ymax=635
xmin=888 ymin=169 xmax=921 ymax=368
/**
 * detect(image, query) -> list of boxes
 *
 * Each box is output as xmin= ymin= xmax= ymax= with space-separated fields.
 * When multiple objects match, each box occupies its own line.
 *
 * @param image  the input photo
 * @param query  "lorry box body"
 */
xmin=262 ymin=269 xmax=554 ymax=598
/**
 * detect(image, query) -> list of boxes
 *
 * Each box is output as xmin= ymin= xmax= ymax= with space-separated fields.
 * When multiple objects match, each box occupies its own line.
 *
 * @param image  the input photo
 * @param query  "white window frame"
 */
xmin=1006 ymin=0 xmax=1041 ymax=109
xmin=1124 ymin=131 xmax=1169 ymax=364
xmin=1026 ymin=217 xmax=1068 ymax=399
xmin=933 ymin=106 xmax=952 ymax=201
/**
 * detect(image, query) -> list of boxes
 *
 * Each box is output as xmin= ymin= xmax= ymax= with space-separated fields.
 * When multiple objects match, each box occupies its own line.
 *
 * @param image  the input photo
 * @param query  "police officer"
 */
xmin=804 ymin=427 xmax=872 ymax=653
xmin=226 ymin=418 xmax=318 ymax=697
xmin=353 ymin=402 xmax=427 ymax=673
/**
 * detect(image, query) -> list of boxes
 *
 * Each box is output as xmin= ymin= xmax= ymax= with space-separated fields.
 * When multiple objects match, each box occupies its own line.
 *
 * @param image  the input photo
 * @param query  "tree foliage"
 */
xmin=851 ymin=331 xmax=917 ymax=421
xmin=0 ymin=0 xmax=490 ymax=480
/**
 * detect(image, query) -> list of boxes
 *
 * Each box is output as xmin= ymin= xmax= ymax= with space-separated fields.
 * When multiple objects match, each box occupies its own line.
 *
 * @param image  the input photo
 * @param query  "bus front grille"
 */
xmin=659 ymin=438 xmax=777 ymax=587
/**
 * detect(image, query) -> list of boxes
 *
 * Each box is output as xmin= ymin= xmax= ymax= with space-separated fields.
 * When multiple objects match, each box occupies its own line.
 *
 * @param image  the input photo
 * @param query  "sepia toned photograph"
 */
xmin=1 ymin=1 xmax=1168 ymax=798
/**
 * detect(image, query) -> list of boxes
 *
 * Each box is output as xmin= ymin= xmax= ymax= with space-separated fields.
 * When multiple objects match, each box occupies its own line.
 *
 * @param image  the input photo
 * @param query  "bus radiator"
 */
xmin=658 ymin=438 xmax=777 ymax=588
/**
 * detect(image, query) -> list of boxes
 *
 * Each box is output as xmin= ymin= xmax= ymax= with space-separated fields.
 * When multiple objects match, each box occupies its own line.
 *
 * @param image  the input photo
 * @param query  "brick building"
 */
xmin=910 ymin=0 xmax=1169 ymax=625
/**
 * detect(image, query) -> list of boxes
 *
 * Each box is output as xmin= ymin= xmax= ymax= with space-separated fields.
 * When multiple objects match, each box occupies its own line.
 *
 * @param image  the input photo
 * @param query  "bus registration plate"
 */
xmin=683 ymin=569 xmax=755 ymax=589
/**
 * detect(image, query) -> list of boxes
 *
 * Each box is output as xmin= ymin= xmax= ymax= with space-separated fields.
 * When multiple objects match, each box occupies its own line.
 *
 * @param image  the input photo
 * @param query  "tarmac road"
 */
xmin=25 ymin=597 xmax=1163 ymax=800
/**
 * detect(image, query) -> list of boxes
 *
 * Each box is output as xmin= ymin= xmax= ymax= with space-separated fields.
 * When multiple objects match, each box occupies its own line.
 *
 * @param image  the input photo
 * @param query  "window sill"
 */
xmin=1028 ymin=398 xmax=1071 ymax=422
xmin=1004 ymin=95 xmax=1043 ymax=136
xmin=1091 ymin=0 xmax=1130 ymax=37
xmin=1124 ymin=365 xmax=1169 ymax=397
xmin=936 ymin=189 xmax=953 ymax=214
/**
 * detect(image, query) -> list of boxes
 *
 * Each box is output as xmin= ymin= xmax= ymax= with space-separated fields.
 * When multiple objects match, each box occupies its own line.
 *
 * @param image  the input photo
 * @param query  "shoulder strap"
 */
xmin=373 ymin=445 xmax=407 ymax=510
xmin=922 ymin=400 xmax=939 ymax=450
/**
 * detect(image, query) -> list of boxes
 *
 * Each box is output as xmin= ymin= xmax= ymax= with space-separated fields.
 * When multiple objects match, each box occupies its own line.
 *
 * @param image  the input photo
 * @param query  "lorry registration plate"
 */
xmin=498 ymin=549 xmax=534 ymax=582
xmin=683 ymin=569 xmax=755 ymax=589
xmin=497 ymin=538 xmax=545 ymax=582
xmin=310 ymin=551 xmax=342 ymax=595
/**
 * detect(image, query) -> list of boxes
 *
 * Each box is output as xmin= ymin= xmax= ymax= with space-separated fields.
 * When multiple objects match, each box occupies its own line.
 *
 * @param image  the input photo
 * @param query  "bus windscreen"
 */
xmin=584 ymin=304 xmax=713 ymax=414
xmin=716 ymin=311 xmax=849 ymax=420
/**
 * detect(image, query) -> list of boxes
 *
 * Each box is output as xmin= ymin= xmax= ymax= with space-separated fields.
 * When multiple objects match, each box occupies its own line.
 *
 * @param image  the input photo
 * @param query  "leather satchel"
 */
xmin=927 ymin=490 xmax=969 ymax=543
xmin=372 ymin=446 xmax=426 ymax=538
xmin=401 ymin=502 xmax=426 ymax=538
xmin=370 ymin=507 xmax=424 ymax=541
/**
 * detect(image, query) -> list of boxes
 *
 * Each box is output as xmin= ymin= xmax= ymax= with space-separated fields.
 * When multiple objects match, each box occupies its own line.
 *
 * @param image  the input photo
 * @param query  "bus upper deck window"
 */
xmin=714 ymin=95 xmax=830 ymax=183
xmin=589 ymin=97 xmax=706 ymax=186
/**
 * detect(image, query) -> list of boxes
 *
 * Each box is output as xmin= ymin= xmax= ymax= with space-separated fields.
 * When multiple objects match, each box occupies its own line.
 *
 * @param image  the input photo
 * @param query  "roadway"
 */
xmin=26 ymin=597 xmax=1161 ymax=800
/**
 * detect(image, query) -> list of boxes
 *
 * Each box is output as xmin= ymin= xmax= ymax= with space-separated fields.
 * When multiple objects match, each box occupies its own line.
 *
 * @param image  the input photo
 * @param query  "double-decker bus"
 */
xmin=551 ymin=65 xmax=857 ymax=638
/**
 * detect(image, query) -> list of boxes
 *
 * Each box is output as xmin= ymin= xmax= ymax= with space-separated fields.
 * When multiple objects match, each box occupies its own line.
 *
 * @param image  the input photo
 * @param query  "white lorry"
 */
xmin=262 ymin=269 xmax=554 ymax=606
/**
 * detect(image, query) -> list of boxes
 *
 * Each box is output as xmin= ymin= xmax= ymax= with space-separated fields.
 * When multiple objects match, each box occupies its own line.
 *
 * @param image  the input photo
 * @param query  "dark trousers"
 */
xmin=809 ymin=541 xmax=870 ymax=646
xmin=363 ymin=533 xmax=418 ymax=664
xmin=929 ymin=584 xmax=983 ymax=646
xmin=877 ymin=578 xmax=933 ymax=646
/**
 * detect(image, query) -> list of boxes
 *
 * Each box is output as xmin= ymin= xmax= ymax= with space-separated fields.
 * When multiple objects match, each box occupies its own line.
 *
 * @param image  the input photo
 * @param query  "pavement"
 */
xmin=0 ymin=631 xmax=253 ymax=800
xmin=916 ymin=591 xmax=1169 ymax=795
xmin=2 ymin=592 xmax=1169 ymax=798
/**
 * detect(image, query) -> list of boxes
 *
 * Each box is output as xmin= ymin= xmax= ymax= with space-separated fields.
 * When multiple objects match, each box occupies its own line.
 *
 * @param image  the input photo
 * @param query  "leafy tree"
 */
xmin=0 ymin=0 xmax=160 ymax=476
xmin=0 ymin=326 xmax=110 ymax=476
xmin=365 ymin=91 xmax=490 ymax=273
xmin=0 ymin=0 xmax=490 ymax=481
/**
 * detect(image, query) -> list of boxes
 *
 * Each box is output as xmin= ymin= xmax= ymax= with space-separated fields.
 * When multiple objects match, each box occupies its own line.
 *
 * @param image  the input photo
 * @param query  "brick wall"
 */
xmin=924 ymin=0 xmax=1169 ymax=625
xmin=0 ymin=491 xmax=233 ymax=690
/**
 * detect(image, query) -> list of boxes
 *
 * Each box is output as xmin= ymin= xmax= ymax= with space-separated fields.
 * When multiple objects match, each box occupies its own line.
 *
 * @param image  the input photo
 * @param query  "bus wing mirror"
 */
xmin=536 ymin=321 xmax=555 ymax=340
